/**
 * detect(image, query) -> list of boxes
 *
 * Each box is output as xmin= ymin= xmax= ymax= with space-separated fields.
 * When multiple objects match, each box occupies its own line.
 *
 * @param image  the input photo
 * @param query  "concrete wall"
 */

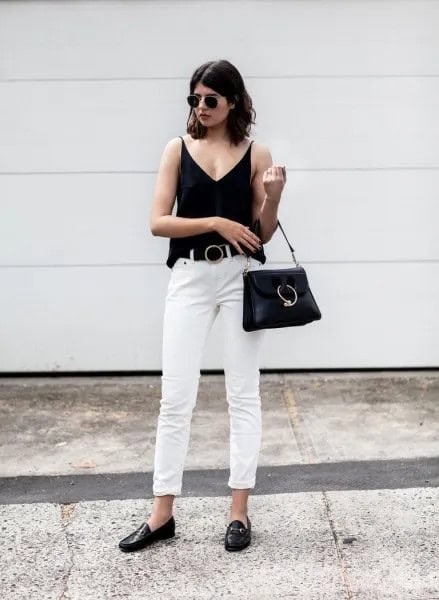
xmin=0 ymin=0 xmax=438 ymax=371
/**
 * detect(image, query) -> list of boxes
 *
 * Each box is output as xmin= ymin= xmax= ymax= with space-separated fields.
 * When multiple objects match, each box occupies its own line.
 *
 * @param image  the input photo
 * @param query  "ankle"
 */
xmin=147 ymin=513 xmax=173 ymax=530
xmin=150 ymin=510 xmax=173 ymax=521
xmin=229 ymin=511 xmax=248 ymax=527
xmin=152 ymin=499 xmax=174 ymax=521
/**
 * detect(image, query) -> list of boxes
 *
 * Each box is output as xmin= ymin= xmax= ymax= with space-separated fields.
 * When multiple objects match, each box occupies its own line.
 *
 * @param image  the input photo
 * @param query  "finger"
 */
xmin=233 ymin=240 xmax=245 ymax=255
xmin=243 ymin=229 xmax=261 ymax=244
xmin=242 ymin=236 xmax=261 ymax=252
xmin=243 ymin=225 xmax=260 ymax=239
xmin=275 ymin=166 xmax=285 ymax=180
xmin=241 ymin=240 xmax=260 ymax=252
xmin=242 ymin=240 xmax=258 ymax=252
xmin=243 ymin=228 xmax=261 ymax=241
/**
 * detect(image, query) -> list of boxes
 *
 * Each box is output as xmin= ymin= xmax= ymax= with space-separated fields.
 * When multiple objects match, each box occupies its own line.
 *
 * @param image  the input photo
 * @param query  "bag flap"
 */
xmin=247 ymin=267 xmax=309 ymax=297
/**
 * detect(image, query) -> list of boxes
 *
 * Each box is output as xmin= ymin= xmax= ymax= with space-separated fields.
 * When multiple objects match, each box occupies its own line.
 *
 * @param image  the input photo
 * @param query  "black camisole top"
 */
xmin=165 ymin=136 xmax=267 ymax=269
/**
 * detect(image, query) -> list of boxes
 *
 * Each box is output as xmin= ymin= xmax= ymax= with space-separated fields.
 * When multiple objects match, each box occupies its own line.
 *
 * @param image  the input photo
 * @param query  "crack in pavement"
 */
xmin=283 ymin=380 xmax=354 ymax=600
xmin=58 ymin=503 xmax=76 ymax=600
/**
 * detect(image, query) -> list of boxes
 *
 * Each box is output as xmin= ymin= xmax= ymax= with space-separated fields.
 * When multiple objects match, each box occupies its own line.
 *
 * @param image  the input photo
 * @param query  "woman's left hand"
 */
xmin=262 ymin=165 xmax=286 ymax=202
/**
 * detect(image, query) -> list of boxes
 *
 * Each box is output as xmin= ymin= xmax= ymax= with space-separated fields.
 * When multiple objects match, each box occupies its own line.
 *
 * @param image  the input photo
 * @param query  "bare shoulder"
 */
xmin=159 ymin=136 xmax=183 ymax=165
xmin=250 ymin=141 xmax=273 ymax=169
xmin=164 ymin=136 xmax=183 ymax=153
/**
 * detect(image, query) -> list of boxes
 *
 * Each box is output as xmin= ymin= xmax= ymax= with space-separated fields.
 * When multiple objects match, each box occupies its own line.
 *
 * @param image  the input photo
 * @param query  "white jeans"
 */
xmin=153 ymin=248 xmax=266 ymax=496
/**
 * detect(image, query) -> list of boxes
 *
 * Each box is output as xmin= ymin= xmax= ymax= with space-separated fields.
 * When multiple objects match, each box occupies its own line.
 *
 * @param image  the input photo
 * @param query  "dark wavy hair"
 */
xmin=186 ymin=60 xmax=256 ymax=145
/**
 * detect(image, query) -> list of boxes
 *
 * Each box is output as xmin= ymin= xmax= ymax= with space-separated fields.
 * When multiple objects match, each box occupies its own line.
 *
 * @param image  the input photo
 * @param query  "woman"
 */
xmin=119 ymin=59 xmax=286 ymax=553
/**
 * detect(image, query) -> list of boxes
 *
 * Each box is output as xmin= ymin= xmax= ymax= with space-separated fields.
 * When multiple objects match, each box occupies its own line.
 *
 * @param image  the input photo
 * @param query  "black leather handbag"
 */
xmin=243 ymin=220 xmax=322 ymax=331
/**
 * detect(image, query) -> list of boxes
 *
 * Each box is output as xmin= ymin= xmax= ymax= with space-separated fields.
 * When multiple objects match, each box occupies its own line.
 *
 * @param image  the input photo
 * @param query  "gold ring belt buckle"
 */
xmin=204 ymin=244 xmax=225 ymax=264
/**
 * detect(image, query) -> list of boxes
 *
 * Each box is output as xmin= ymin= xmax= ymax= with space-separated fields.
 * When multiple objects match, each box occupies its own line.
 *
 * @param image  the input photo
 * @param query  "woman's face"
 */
xmin=192 ymin=82 xmax=235 ymax=129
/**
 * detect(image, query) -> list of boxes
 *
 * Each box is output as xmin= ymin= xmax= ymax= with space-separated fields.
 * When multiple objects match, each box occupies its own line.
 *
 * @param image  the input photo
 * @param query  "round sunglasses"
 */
xmin=187 ymin=94 xmax=219 ymax=109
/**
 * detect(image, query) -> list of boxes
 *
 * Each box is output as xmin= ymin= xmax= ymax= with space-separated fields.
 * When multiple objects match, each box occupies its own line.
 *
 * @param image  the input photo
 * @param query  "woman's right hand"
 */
xmin=212 ymin=217 xmax=262 ymax=255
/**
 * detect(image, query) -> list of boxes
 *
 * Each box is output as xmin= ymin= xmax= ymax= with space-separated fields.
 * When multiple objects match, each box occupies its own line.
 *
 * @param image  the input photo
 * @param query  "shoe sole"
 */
xmin=224 ymin=538 xmax=251 ymax=552
xmin=119 ymin=531 xmax=175 ymax=552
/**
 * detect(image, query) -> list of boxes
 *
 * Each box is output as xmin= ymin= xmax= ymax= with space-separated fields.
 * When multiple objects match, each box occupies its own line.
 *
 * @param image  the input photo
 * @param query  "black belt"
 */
xmin=189 ymin=243 xmax=242 ymax=263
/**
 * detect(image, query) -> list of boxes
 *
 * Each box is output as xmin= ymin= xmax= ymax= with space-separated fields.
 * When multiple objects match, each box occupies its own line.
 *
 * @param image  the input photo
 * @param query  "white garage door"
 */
xmin=0 ymin=0 xmax=438 ymax=371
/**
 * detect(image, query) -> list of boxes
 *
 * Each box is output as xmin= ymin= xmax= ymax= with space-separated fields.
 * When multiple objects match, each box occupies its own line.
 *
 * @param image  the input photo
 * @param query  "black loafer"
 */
xmin=119 ymin=516 xmax=175 ymax=552
xmin=224 ymin=517 xmax=251 ymax=551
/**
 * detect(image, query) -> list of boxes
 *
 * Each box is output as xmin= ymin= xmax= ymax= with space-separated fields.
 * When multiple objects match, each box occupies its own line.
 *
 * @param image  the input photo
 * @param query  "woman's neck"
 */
xmin=202 ymin=122 xmax=231 ymax=145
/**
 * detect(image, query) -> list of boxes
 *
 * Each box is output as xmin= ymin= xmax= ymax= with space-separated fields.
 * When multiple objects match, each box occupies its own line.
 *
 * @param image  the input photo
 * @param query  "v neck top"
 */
xmin=165 ymin=136 xmax=266 ymax=269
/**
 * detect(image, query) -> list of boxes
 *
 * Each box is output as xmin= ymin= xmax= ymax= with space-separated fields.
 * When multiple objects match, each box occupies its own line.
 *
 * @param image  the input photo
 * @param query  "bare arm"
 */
xmin=149 ymin=138 xmax=262 ymax=253
xmin=251 ymin=144 xmax=287 ymax=244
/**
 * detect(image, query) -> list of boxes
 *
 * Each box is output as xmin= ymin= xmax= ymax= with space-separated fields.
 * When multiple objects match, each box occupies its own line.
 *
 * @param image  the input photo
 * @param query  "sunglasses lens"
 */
xmin=187 ymin=95 xmax=219 ymax=109
xmin=187 ymin=95 xmax=199 ymax=108
xmin=205 ymin=96 xmax=218 ymax=109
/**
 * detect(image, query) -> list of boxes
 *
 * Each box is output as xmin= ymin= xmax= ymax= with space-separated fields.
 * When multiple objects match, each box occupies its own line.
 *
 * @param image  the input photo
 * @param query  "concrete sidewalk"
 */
xmin=0 ymin=371 xmax=438 ymax=599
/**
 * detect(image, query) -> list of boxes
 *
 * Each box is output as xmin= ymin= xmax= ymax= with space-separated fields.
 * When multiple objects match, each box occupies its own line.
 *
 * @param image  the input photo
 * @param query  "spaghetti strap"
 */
xmin=179 ymin=135 xmax=187 ymax=159
xmin=177 ymin=136 xmax=185 ymax=179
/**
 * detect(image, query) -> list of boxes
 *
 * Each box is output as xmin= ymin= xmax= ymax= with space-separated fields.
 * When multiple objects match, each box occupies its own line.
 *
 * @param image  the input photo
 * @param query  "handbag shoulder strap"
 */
xmin=253 ymin=219 xmax=298 ymax=265
xmin=276 ymin=221 xmax=295 ymax=256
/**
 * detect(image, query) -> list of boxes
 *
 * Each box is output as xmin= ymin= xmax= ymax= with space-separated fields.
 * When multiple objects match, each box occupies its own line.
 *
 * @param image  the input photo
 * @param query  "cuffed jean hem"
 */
xmin=153 ymin=489 xmax=182 ymax=497
xmin=228 ymin=481 xmax=255 ymax=490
